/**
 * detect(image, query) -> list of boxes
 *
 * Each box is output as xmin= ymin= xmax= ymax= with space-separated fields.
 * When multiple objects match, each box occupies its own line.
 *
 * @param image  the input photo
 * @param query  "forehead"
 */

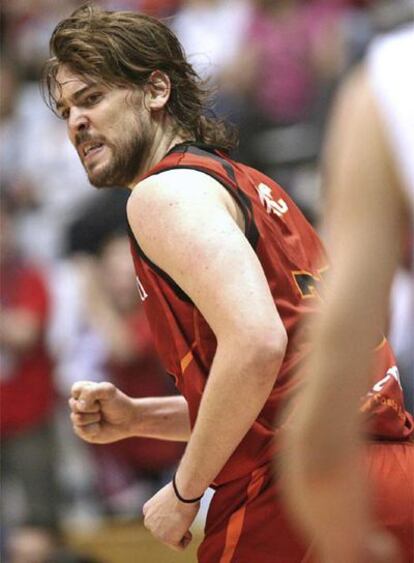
xmin=54 ymin=65 xmax=93 ymax=101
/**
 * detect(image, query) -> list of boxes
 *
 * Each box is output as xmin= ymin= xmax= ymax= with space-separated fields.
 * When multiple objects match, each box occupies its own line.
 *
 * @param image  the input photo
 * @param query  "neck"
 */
xmin=127 ymin=117 xmax=192 ymax=189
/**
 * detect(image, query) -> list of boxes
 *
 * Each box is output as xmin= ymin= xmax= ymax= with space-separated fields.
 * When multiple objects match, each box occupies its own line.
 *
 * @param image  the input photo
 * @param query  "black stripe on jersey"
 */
xmin=236 ymin=189 xmax=259 ymax=249
xmin=168 ymin=142 xmax=238 ymax=184
xmin=184 ymin=145 xmax=237 ymax=184
xmin=126 ymin=221 xmax=193 ymax=303
xmin=167 ymin=142 xmax=225 ymax=159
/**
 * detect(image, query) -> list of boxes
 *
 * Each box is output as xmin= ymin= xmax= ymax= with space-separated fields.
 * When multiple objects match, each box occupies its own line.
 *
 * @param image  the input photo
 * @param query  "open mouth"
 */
xmin=83 ymin=142 xmax=104 ymax=161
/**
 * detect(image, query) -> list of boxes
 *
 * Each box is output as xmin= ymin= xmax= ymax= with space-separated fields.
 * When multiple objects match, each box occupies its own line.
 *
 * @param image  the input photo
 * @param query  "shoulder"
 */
xmin=127 ymin=168 xmax=234 ymax=231
xmin=126 ymin=166 xmax=248 ymax=279
xmin=129 ymin=168 xmax=226 ymax=204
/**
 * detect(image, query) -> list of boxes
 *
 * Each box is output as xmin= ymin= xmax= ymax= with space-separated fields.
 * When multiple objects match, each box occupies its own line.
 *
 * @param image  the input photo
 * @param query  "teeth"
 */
xmin=84 ymin=143 xmax=102 ymax=156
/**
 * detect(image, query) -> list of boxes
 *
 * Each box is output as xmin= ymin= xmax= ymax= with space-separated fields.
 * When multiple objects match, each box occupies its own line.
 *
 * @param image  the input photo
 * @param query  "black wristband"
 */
xmin=172 ymin=473 xmax=203 ymax=504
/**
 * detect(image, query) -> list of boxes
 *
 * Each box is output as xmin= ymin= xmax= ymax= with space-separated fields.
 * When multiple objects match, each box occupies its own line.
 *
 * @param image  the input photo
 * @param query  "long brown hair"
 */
xmin=42 ymin=3 xmax=238 ymax=152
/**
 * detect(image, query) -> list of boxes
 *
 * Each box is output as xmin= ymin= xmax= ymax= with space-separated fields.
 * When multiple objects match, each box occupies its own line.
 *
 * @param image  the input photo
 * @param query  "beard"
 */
xmin=78 ymin=118 xmax=151 ymax=189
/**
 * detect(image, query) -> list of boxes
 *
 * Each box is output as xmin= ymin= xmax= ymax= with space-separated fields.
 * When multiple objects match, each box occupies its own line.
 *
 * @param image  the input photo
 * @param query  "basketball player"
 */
xmin=43 ymin=6 xmax=413 ymax=561
xmin=283 ymin=25 xmax=414 ymax=563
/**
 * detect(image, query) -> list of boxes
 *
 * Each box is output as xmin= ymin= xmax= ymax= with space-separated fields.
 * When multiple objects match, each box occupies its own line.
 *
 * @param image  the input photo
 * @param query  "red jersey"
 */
xmin=127 ymin=143 xmax=413 ymax=484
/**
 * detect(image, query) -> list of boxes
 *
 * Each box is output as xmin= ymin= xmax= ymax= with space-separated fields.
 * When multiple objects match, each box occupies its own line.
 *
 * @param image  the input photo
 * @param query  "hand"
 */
xmin=143 ymin=482 xmax=200 ymax=551
xmin=69 ymin=381 xmax=137 ymax=444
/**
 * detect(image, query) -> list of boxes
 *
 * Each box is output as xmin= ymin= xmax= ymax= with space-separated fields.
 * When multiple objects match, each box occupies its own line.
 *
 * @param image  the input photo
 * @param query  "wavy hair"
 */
xmin=42 ymin=3 xmax=238 ymax=152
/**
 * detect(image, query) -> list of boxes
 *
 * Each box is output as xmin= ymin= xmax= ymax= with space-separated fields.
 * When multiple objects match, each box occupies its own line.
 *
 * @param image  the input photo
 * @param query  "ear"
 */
xmin=145 ymin=70 xmax=171 ymax=111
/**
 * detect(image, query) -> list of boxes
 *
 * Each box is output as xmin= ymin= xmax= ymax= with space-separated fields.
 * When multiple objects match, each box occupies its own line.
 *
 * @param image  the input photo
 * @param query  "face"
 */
xmin=55 ymin=66 xmax=152 ymax=188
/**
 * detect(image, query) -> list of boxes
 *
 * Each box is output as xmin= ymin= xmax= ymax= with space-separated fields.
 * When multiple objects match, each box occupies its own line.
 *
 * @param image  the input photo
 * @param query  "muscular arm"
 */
xmin=283 ymin=68 xmax=408 ymax=561
xmin=128 ymin=169 xmax=287 ymax=498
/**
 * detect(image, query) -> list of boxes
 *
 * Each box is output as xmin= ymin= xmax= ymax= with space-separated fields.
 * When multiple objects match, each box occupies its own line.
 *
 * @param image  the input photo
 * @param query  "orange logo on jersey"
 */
xmin=292 ymin=268 xmax=328 ymax=299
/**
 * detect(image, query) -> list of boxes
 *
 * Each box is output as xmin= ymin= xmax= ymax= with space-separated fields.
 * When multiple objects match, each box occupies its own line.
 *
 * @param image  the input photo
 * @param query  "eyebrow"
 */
xmin=55 ymin=84 xmax=98 ymax=112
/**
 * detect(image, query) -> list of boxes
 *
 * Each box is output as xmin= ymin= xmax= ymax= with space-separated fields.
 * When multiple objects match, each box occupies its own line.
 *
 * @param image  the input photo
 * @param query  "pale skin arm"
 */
xmin=127 ymin=169 xmax=287 ymax=550
xmin=70 ymin=382 xmax=191 ymax=442
xmin=283 ymin=68 xmax=408 ymax=563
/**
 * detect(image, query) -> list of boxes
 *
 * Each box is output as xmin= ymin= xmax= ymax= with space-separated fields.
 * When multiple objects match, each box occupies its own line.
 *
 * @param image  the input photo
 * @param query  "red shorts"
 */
xmin=364 ymin=441 xmax=414 ymax=563
xmin=198 ymin=463 xmax=309 ymax=563
xmin=198 ymin=442 xmax=414 ymax=563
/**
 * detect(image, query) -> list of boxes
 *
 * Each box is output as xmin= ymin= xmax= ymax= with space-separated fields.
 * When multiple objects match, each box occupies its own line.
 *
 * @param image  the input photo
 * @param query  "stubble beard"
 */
xmin=86 ymin=120 xmax=151 ymax=189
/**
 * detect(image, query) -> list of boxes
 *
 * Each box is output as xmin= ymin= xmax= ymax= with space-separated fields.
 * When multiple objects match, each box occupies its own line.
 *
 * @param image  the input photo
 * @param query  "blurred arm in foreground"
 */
xmin=283 ymin=28 xmax=414 ymax=563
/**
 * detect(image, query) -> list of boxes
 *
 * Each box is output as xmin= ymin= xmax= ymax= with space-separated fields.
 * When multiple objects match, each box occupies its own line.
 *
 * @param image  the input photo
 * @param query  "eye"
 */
xmin=84 ymin=92 xmax=103 ymax=106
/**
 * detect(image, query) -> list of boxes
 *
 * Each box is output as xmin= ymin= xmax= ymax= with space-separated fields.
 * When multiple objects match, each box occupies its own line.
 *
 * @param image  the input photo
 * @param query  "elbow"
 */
xmin=241 ymin=325 xmax=288 ymax=380
xmin=259 ymin=328 xmax=288 ymax=373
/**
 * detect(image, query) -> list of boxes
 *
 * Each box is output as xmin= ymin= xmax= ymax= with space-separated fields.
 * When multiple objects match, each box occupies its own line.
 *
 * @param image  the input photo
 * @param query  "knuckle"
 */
xmin=102 ymin=381 xmax=115 ymax=395
xmin=71 ymin=380 xmax=89 ymax=395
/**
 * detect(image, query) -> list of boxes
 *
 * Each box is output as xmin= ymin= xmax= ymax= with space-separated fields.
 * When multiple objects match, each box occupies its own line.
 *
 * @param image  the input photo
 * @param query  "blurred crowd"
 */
xmin=1 ymin=1 xmax=413 ymax=562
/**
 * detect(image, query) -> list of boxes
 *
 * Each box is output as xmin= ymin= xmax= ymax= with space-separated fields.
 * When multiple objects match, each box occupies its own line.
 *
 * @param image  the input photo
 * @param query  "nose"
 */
xmin=68 ymin=106 xmax=89 ymax=136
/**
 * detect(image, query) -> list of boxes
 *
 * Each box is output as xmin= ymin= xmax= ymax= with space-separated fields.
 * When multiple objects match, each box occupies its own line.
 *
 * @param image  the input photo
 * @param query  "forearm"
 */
xmin=282 ymin=297 xmax=374 ymax=549
xmin=297 ymin=250 xmax=395 ymax=463
xmin=291 ymin=323 xmax=374 ymax=479
xmin=175 ymin=340 xmax=283 ymax=498
xmin=130 ymin=395 xmax=191 ymax=442
xmin=300 ymin=64 xmax=404 ymax=470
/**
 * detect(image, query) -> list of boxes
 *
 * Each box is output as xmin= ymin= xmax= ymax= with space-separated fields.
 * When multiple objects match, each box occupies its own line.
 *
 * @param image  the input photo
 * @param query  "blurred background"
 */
xmin=1 ymin=1 xmax=413 ymax=562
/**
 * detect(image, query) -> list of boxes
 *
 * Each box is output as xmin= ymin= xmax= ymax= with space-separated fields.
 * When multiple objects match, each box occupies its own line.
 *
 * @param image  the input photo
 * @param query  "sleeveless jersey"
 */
xmin=127 ymin=144 xmax=413 ymax=484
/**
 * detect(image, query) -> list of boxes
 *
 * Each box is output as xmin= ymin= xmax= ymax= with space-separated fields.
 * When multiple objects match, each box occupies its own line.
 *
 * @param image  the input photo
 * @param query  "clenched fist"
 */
xmin=69 ymin=381 xmax=137 ymax=444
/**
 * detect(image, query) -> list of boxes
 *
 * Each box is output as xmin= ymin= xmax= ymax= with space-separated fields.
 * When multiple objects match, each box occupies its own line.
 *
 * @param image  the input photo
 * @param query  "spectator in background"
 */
xmin=189 ymin=0 xmax=345 ymax=221
xmin=97 ymin=0 xmax=180 ymax=17
xmin=48 ymin=231 xmax=183 ymax=517
xmin=0 ymin=196 xmax=59 ymax=562
xmin=77 ymin=232 xmax=184 ymax=515
xmin=244 ymin=0 xmax=342 ymax=126
xmin=172 ymin=0 xmax=251 ymax=123
xmin=229 ymin=0 xmax=344 ymax=168
xmin=0 ymin=43 xmax=95 ymax=264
